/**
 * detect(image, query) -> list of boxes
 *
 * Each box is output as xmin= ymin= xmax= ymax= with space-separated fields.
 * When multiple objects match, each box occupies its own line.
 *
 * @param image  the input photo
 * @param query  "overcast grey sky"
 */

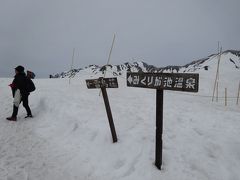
xmin=0 ymin=0 xmax=239 ymax=78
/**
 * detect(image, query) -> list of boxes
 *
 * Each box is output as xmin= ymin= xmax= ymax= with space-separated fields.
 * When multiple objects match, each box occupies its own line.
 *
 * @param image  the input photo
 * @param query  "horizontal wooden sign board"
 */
xmin=127 ymin=72 xmax=199 ymax=92
xmin=86 ymin=77 xmax=118 ymax=89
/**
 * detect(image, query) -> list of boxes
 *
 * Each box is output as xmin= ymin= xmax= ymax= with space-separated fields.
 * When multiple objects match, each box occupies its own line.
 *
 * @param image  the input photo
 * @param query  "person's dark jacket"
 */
xmin=11 ymin=72 xmax=29 ymax=97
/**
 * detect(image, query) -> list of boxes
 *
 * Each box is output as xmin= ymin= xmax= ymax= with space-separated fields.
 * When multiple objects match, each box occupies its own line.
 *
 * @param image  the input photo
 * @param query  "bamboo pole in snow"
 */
xmin=212 ymin=45 xmax=222 ymax=102
xmin=104 ymin=33 xmax=116 ymax=78
xmin=225 ymin=88 xmax=227 ymax=106
xmin=237 ymin=81 xmax=240 ymax=105
xmin=99 ymin=34 xmax=116 ymax=96
xmin=69 ymin=48 xmax=75 ymax=85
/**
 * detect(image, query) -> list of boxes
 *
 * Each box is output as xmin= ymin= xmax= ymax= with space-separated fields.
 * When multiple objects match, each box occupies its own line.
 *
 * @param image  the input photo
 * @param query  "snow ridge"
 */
xmin=51 ymin=50 xmax=240 ymax=78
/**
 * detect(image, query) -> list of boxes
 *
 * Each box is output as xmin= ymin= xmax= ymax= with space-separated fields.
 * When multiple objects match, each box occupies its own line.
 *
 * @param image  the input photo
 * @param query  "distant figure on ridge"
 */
xmin=6 ymin=66 xmax=35 ymax=121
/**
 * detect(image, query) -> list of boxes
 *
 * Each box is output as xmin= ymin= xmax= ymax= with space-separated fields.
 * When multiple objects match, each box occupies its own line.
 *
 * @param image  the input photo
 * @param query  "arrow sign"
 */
xmin=127 ymin=72 xmax=199 ymax=92
xmin=85 ymin=77 xmax=118 ymax=143
xmin=127 ymin=75 xmax=133 ymax=84
xmin=86 ymin=77 xmax=118 ymax=89
xmin=126 ymin=72 xmax=199 ymax=170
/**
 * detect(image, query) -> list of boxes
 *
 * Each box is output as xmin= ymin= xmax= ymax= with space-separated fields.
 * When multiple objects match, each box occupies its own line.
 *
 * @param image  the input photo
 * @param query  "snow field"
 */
xmin=0 ymin=65 xmax=240 ymax=180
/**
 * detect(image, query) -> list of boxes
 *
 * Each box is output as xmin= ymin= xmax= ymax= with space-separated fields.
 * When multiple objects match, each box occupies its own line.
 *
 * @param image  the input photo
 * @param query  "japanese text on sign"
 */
xmin=86 ymin=77 xmax=118 ymax=89
xmin=127 ymin=72 xmax=199 ymax=92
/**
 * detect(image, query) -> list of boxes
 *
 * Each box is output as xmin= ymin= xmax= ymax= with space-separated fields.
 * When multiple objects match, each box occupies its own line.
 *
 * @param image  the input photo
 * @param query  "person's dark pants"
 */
xmin=12 ymin=94 xmax=32 ymax=118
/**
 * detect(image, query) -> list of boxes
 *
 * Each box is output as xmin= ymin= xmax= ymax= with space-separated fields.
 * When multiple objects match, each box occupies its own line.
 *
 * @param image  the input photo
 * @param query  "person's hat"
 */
xmin=15 ymin=66 xmax=25 ymax=73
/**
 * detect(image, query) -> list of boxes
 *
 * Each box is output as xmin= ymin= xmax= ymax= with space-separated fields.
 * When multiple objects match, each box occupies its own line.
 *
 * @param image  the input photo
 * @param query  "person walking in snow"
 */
xmin=6 ymin=66 xmax=33 ymax=121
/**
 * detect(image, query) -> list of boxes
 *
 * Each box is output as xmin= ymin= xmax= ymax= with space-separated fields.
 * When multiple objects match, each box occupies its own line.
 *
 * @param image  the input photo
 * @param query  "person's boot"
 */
xmin=7 ymin=105 xmax=18 ymax=121
xmin=12 ymin=105 xmax=19 ymax=118
xmin=6 ymin=116 xmax=17 ymax=121
xmin=25 ymin=114 xmax=33 ymax=118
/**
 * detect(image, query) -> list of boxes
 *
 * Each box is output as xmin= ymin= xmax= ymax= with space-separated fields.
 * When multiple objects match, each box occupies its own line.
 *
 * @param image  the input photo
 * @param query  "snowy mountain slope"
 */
xmin=52 ymin=49 xmax=240 ymax=103
xmin=51 ymin=50 xmax=240 ymax=78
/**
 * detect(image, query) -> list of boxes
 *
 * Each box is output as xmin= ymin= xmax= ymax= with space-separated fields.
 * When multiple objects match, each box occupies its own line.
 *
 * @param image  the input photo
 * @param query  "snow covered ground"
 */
xmin=0 ymin=57 xmax=240 ymax=179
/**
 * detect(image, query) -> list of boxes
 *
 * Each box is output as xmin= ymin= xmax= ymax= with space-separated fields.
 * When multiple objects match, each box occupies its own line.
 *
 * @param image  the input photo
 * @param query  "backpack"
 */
xmin=27 ymin=70 xmax=36 ymax=79
xmin=26 ymin=78 xmax=36 ymax=92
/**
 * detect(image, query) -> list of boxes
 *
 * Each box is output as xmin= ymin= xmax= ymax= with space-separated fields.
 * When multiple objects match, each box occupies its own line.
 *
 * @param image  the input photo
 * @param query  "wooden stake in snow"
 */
xmin=225 ymin=88 xmax=227 ymax=106
xmin=104 ymin=33 xmax=116 ymax=78
xmin=99 ymin=34 xmax=116 ymax=96
xmin=237 ymin=81 xmax=240 ymax=105
xmin=212 ymin=45 xmax=222 ymax=102
xmin=69 ymin=48 xmax=75 ymax=85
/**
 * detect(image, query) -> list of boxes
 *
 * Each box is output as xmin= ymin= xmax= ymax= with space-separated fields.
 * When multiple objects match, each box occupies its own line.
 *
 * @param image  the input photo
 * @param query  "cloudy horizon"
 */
xmin=0 ymin=0 xmax=240 ymax=78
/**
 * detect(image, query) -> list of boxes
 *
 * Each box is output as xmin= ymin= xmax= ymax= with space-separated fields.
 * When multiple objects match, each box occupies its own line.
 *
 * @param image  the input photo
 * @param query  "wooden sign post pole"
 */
xmin=155 ymin=89 xmax=164 ymax=169
xmin=101 ymin=86 xmax=118 ymax=143
xmin=127 ymin=72 xmax=199 ymax=170
xmin=86 ymin=77 xmax=119 ymax=143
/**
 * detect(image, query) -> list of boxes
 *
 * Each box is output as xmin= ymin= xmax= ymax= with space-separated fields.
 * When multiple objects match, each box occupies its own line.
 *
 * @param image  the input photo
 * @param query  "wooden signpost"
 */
xmin=127 ymin=72 xmax=199 ymax=170
xmin=86 ymin=77 xmax=118 ymax=143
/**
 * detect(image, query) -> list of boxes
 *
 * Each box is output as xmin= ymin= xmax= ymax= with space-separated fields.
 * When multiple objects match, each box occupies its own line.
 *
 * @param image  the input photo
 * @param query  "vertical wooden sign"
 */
xmin=127 ymin=72 xmax=199 ymax=170
xmin=86 ymin=77 xmax=118 ymax=143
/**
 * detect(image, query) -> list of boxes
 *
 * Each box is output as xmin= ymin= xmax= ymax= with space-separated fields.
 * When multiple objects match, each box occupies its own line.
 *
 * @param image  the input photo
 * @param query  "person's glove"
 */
xmin=9 ymin=83 xmax=16 ymax=88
